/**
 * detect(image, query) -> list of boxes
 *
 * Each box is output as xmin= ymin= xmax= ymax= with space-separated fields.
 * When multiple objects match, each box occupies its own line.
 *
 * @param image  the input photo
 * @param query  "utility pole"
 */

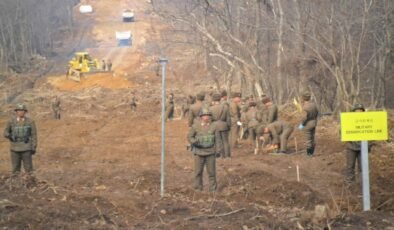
xmin=159 ymin=57 xmax=168 ymax=198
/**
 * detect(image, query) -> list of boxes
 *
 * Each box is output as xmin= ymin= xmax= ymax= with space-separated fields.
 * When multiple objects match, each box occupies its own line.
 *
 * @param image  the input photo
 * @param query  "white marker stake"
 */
xmin=296 ymin=164 xmax=300 ymax=182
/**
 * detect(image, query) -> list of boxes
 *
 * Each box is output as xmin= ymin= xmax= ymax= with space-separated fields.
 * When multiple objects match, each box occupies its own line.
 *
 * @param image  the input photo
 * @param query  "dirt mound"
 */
xmin=47 ymin=73 xmax=133 ymax=91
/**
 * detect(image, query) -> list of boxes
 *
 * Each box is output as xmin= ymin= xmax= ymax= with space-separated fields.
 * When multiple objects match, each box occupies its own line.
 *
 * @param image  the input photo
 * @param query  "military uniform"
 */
xmin=344 ymin=104 xmax=370 ymax=185
xmin=51 ymin=97 xmax=61 ymax=119
xmin=210 ymin=93 xmax=231 ymax=158
xmin=188 ymin=93 xmax=205 ymax=127
xmin=130 ymin=96 xmax=137 ymax=111
xmin=4 ymin=104 xmax=37 ymax=175
xmin=107 ymin=59 xmax=112 ymax=71
xmin=245 ymin=102 xmax=259 ymax=142
xmin=264 ymin=121 xmax=294 ymax=153
xmin=229 ymin=92 xmax=241 ymax=150
xmin=165 ymin=94 xmax=175 ymax=121
xmin=187 ymin=108 xmax=219 ymax=191
xmin=299 ymin=92 xmax=319 ymax=156
xmin=181 ymin=95 xmax=195 ymax=119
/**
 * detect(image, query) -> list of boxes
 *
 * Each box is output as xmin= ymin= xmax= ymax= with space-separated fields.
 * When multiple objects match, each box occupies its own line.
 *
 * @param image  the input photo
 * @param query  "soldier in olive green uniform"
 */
xmin=344 ymin=104 xmax=371 ymax=185
xmin=229 ymin=92 xmax=241 ymax=150
xmin=4 ymin=104 xmax=37 ymax=176
xmin=188 ymin=108 xmax=219 ymax=192
xmin=210 ymin=93 xmax=231 ymax=158
xmin=245 ymin=102 xmax=259 ymax=143
xmin=51 ymin=96 xmax=61 ymax=120
xmin=188 ymin=92 xmax=205 ymax=127
xmin=130 ymin=94 xmax=137 ymax=112
xmin=298 ymin=92 xmax=319 ymax=156
xmin=262 ymin=97 xmax=278 ymax=124
xmin=181 ymin=95 xmax=195 ymax=119
xmin=165 ymin=93 xmax=175 ymax=121
xmin=262 ymin=121 xmax=294 ymax=154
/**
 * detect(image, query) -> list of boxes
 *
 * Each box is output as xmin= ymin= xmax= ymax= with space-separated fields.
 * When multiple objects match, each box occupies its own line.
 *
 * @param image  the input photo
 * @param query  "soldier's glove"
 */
xmin=298 ymin=124 xmax=304 ymax=130
xmin=237 ymin=121 xmax=242 ymax=126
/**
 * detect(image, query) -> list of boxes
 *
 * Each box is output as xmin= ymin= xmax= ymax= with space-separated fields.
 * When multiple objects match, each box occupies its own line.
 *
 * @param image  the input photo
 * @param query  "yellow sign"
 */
xmin=341 ymin=111 xmax=388 ymax=141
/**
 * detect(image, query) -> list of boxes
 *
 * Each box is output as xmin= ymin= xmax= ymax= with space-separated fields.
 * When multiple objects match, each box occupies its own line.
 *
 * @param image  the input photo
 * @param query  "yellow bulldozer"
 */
xmin=67 ymin=52 xmax=101 ymax=81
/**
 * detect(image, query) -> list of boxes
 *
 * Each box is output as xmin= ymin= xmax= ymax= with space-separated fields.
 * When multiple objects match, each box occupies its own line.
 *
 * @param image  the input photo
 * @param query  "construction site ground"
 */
xmin=0 ymin=0 xmax=393 ymax=229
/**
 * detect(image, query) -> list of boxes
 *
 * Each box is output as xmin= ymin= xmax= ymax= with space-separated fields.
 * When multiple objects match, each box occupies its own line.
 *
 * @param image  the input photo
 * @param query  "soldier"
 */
xmin=188 ymin=107 xmax=219 ymax=192
xmin=245 ymin=101 xmax=259 ymax=144
xmin=181 ymin=95 xmax=195 ymax=119
xmin=130 ymin=93 xmax=137 ymax=111
xmin=107 ymin=59 xmax=112 ymax=71
xmin=51 ymin=96 xmax=61 ymax=119
xmin=220 ymin=90 xmax=228 ymax=104
xmin=261 ymin=121 xmax=294 ymax=154
xmin=229 ymin=92 xmax=242 ymax=150
xmin=188 ymin=92 xmax=205 ymax=127
xmin=101 ymin=60 xmax=106 ymax=71
xmin=165 ymin=93 xmax=175 ymax=121
xmin=298 ymin=91 xmax=319 ymax=156
xmin=3 ymin=104 xmax=37 ymax=176
xmin=344 ymin=104 xmax=370 ymax=186
xmin=262 ymin=97 xmax=278 ymax=124
xmin=210 ymin=93 xmax=231 ymax=158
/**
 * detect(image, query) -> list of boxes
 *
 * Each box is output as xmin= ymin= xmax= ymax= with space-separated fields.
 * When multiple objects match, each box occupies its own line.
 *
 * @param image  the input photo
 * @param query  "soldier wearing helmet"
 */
xmin=187 ymin=107 xmax=219 ymax=192
xmin=3 ymin=104 xmax=37 ymax=176
xmin=298 ymin=91 xmax=319 ymax=156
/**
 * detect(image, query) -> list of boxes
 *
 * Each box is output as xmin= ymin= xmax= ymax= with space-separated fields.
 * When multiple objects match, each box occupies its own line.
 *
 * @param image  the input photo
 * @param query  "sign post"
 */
xmin=341 ymin=111 xmax=388 ymax=211
xmin=159 ymin=57 xmax=168 ymax=198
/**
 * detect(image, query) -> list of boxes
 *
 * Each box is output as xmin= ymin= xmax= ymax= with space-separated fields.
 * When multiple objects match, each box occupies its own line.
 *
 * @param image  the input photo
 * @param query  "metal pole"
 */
xmin=159 ymin=57 xmax=168 ymax=198
xmin=361 ymin=140 xmax=370 ymax=211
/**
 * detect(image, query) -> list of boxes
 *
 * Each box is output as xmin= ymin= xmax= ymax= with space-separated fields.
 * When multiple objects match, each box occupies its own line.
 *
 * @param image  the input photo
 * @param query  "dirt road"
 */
xmin=0 ymin=0 xmax=393 ymax=229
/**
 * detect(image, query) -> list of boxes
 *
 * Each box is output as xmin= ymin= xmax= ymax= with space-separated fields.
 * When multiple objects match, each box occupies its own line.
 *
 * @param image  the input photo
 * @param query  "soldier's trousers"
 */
xmin=248 ymin=127 xmax=256 ymax=143
xmin=165 ymin=105 xmax=174 ymax=120
xmin=53 ymin=109 xmax=61 ymax=119
xmin=304 ymin=121 xmax=316 ymax=154
xmin=11 ymin=150 xmax=33 ymax=175
xmin=345 ymin=149 xmax=361 ymax=183
xmin=218 ymin=130 xmax=231 ymax=158
xmin=229 ymin=124 xmax=239 ymax=151
xmin=279 ymin=126 xmax=294 ymax=152
xmin=194 ymin=154 xmax=217 ymax=191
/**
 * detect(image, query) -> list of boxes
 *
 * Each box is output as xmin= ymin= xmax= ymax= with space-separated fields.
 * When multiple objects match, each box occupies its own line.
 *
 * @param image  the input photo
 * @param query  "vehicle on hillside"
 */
xmin=122 ymin=9 xmax=134 ymax=22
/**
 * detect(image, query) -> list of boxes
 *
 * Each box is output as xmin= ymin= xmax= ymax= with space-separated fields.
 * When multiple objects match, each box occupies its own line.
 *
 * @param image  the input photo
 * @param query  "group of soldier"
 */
xmin=1 ymin=90 xmax=369 ymax=191
xmin=184 ymin=90 xmax=319 ymax=192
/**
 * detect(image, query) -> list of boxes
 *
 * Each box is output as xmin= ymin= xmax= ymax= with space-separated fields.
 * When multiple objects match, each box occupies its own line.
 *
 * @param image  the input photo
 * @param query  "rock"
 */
xmin=95 ymin=185 xmax=107 ymax=190
xmin=313 ymin=205 xmax=328 ymax=222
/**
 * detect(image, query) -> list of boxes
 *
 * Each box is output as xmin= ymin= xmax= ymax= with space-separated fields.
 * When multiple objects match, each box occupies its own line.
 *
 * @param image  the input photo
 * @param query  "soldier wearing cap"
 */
xmin=130 ymin=93 xmax=137 ymax=112
xmin=210 ymin=93 xmax=231 ymax=158
xmin=262 ymin=97 xmax=278 ymax=124
xmin=187 ymin=107 xmax=219 ymax=191
xmin=261 ymin=121 xmax=294 ymax=154
xmin=344 ymin=104 xmax=371 ymax=186
xmin=188 ymin=92 xmax=205 ymax=127
xmin=298 ymin=91 xmax=319 ymax=156
xmin=244 ymin=101 xmax=259 ymax=143
xmin=181 ymin=95 xmax=195 ymax=119
xmin=165 ymin=93 xmax=175 ymax=121
xmin=4 ymin=104 xmax=37 ymax=176
xmin=220 ymin=90 xmax=228 ymax=104
xmin=51 ymin=96 xmax=61 ymax=119
xmin=229 ymin=92 xmax=242 ymax=151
